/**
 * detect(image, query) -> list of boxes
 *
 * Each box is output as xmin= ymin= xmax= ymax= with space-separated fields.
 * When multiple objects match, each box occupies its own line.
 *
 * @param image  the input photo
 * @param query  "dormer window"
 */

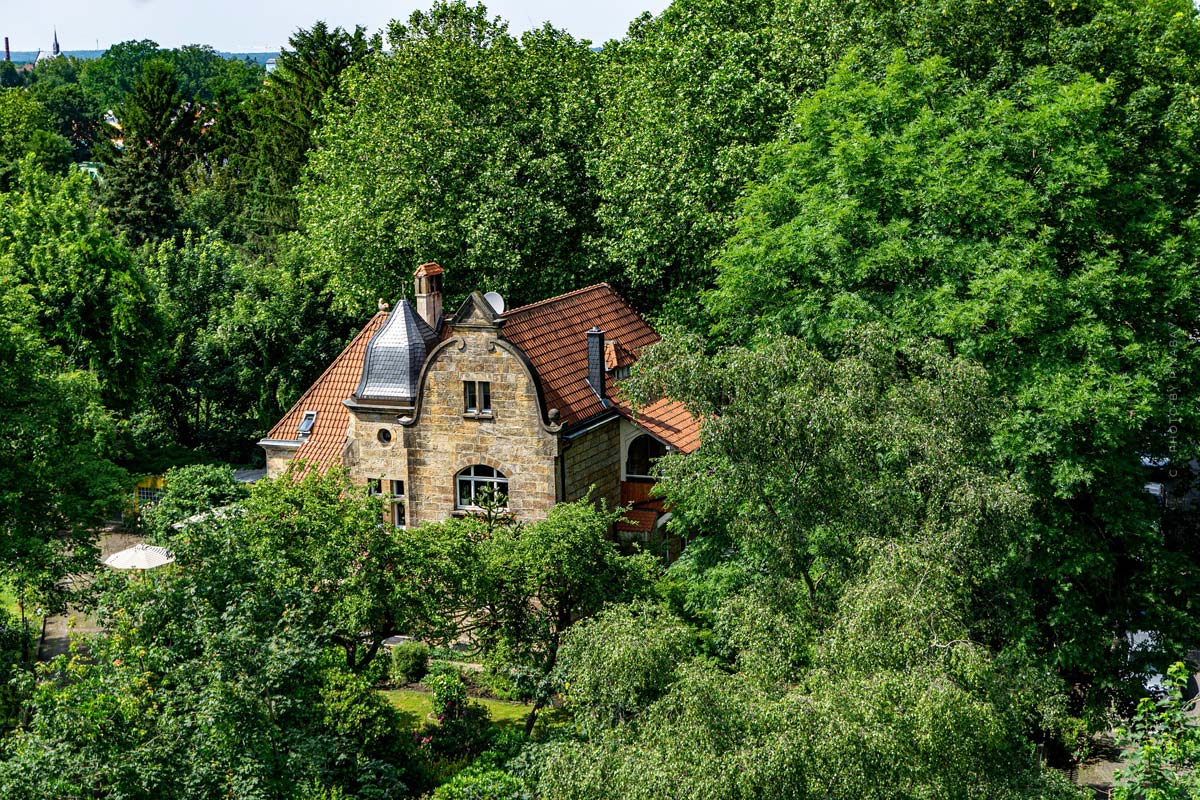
xmin=297 ymin=410 xmax=317 ymax=439
xmin=464 ymin=380 xmax=492 ymax=416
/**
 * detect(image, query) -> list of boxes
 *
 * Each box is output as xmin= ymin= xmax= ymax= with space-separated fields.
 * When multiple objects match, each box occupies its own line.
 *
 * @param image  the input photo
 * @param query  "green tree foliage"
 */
xmin=0 ymin=89 xmax=71 ymax=184
xmin=1114 ymin=662 xmax=1200 ymax=799
xmin=140 ymin=462 xmax=249 ymax=536
xmin=231 ymin=466 xmax=480 ymax=674
xmin=231 ymin=22 xmax=371 ymax=245
xmin=592 ymin=0 xmax=791 ymax=319
xmin=103 ymin=58 xmax=200 ymax=244
xmin=0 ymin=285 xmax=125 ymax=628
xmin=24 ymin=57 xmax=100 ymax=161
xmin=556 ymin=602 xmax=693 ymax=736
xmin=707 ymin=50 xmax=1200 ymax=708
xmin=80 ymin=39 xmax=161 ymax=110
xmin=300 ymin=0 xmax=603 ymax=310
xmin=531 ymin=331 xmax=1082 ymax=798
xmin=0 ymin=160 xmax=159 ymax=409
xmin=470 ymin=498 xmax=658 ymax=734
xmin=0 ymin=511 xmax=417 ymax=799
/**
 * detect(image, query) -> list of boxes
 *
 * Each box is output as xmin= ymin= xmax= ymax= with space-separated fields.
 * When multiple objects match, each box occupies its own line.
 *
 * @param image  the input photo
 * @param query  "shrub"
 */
xmin=427 ymin=671 xmax=469 ymax=720
xmin=391 ymin=641 xmax=430 ymax=684
xmin=431 ymin=766 xmax=524 ymax=800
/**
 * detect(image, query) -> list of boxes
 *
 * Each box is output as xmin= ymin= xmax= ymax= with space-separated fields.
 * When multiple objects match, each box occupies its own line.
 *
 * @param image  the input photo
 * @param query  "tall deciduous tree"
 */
xmin=0 ymin=286 xmax=125 ymax=642
xmin=0 ymin=160 xmax=159 ymax=410
xmin=299 ymin=0 xmax=603 ymax=310
xmin=707 ymin=51 xmax=1200 ymax=709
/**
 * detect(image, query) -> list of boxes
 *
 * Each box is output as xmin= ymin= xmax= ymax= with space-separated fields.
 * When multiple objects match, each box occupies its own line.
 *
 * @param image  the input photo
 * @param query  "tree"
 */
xmin=103 ymin=58 xmax=200 ymax=244
xmin=79 ymin=39 xmax=161 ymax=110
xmin=299 ymin=0 xmax=604 ymax=310
xmin=707 ymin=49 xmax=1200 ymax=711
xmin=229 ymin=21 xmax=371 ymax=245
xmin=1114 ymin=662 xmax=1200 ymax=799
xmin=529 ymin=330 xmax=1084 ymax=799
xmin=592 ymin=0 xmax=791 ymax=321
xmin=0 ymin=89 xmax=71 ymax=184
xmin=0 ymin=160 xmax=160 ymax=410
xmin=26 ymin=56 xmax=101 ymax=161
xmin=0 ymin=285 xmax=125 ymax=656
xmin=0 ymin=511 xmax=419 ymax=799
xmin=470 ymin=497 xmax=658 ymax=734
xmin=556 ymin=602 xmax=693 ymax=736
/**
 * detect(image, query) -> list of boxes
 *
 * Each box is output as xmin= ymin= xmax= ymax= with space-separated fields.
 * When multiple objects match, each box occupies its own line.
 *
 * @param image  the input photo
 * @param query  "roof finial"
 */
xmin=378 ymin=298 xmax=390 ymax=312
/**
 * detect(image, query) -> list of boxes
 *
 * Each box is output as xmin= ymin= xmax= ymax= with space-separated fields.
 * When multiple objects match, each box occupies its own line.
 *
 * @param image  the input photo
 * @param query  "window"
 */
xmin=136 ymin=486 xmax=164 ymax=505
xmin=463 ymin=380 xmax=492 ymax=415
xmin=456 ymin=465 xmax=508 ymax=509
xmin=377 ymin=427 xmax=392 ymax=445
xmin=611 ymin=365 xmax=631 ymax=380
xmin=297 ymin=410 xmax=317 ymax=438
xmin=625 ymin=434 xmax=667 ymax=480
xmin=391 ymin=480 xmax=406 ymax=527
xmin=367 ymin=478 xmax=382 ymax=496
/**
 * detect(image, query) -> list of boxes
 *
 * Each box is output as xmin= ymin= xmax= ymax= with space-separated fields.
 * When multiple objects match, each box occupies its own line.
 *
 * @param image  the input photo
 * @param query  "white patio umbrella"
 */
xmin=103 ymin=543 xmax=175 ymax=570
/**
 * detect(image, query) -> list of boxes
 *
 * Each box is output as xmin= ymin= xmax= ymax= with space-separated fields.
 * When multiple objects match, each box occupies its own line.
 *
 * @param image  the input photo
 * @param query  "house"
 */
xmin=259 ymin=263 xmax=699 ymax=546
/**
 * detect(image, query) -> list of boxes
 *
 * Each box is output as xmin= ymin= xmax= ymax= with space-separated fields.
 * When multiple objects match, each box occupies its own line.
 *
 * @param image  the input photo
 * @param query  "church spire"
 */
xmin=52 ymin=29 xmax=59 ymax=56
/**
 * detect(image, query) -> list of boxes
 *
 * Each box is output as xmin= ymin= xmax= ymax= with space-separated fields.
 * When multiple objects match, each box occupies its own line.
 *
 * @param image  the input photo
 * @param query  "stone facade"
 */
xmin=562 ymin=418 xmax=622 ymax=510
xmin=345 ymin=322 xmax=560 ymax=526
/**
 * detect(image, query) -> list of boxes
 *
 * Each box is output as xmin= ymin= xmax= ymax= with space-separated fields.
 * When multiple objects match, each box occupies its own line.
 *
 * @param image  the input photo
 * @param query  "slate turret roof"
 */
xmin=354 ymin=299 xmax=439 ymax=403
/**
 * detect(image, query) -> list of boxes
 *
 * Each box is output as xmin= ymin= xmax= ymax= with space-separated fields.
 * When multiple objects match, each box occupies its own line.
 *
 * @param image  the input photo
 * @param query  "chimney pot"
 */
xmin=414 ymin=262 xmax=443 ymax=330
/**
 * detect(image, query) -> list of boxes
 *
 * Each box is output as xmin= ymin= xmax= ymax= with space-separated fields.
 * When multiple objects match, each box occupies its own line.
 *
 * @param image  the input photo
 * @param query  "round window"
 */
xmin=377 ymin=428 xmax=393 ymax=445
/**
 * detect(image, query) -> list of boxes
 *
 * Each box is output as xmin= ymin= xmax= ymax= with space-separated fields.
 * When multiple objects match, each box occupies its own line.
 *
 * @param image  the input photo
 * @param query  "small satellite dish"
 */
xmin=483 ymin=291 xmax=505 ymax=313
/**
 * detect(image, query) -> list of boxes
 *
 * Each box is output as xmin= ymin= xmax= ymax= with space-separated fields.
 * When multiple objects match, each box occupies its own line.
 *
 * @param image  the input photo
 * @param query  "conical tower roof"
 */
xmin=353 ymin=299 xmax=439 ymax=403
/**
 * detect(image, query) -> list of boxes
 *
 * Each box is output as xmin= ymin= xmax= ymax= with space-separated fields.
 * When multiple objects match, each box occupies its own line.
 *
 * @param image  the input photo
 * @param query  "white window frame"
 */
xmin=455 ymin=465 xmax=508 ymax=510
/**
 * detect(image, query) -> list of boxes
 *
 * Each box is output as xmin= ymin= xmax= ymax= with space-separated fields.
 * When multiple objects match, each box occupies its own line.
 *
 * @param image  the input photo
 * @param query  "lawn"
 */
xmin=382 ymin=688 xmax=563 ymax=734
xmin=0 ymin=584 xmax=18 ymax=616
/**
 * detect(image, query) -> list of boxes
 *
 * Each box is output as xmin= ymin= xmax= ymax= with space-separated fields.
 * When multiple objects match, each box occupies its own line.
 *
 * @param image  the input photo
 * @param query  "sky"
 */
xmin=3 ymin=0 xmax=673 ymax=53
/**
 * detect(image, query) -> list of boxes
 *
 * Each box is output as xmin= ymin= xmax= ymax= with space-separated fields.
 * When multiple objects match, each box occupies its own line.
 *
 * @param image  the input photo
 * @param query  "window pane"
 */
xmin=464 ymin=381 xmax=476 ymax=412
xmin=458 ymin=478 xmax=471 ymax=507
xmin=392 ymin=502 xmax=405 ymax=527
xmin=480 ymin=381 xmax=491 ymax=412
xmin=368 ymin=478 xmax=382 ymax=495
xmin=391 ymin=480 xmax=404 ymax=497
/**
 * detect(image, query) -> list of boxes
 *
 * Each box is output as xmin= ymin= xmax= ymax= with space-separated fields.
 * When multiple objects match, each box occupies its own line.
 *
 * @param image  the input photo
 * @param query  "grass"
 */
xmin=381 ymin=688 xmax=565 ymax=735
xmin=0 ymin=584 xmax=18 ymax=616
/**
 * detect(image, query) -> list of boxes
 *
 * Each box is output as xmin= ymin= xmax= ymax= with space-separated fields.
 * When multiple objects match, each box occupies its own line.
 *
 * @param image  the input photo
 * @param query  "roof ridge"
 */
xmin=500 ymin=283 xmax=614 ymax=317
xmin=266 ymin=311 xmax=387 ymax=438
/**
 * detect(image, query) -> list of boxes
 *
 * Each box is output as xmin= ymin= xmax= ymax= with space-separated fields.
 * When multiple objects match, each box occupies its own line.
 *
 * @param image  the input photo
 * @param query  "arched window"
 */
xmin=625 ymin=434 xmax=666 ymax=480
xmin=456 ymin=465 xmax=509 ymax=509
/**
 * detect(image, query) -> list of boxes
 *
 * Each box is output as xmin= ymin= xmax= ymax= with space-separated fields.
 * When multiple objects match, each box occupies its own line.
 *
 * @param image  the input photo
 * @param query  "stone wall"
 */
xmin=344 ymin=325 xmax=561 ymax=526
xmin=263 ymin=444 xmax=300 ymax=478
xmin=563 ymin=418 xmax=621 ymax=510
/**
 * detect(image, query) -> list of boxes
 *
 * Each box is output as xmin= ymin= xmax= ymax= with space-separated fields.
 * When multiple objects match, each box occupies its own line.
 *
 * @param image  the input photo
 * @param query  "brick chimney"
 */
xmin=587 ymin=326 xmax=606 ymax=402
xmin=414 ymin=262 xmax=443 ymax=330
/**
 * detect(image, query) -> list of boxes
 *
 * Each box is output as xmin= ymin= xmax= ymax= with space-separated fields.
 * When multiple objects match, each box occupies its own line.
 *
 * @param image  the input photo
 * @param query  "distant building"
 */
xmin=33 ymin=29 xmax=62 ymax=65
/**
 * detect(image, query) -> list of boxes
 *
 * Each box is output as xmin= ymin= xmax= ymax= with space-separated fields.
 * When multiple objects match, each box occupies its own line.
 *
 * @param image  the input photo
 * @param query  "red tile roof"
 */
xmin=500 ymin=284 xmax=660 ymax=428
xmin=263 ymin=312 xmax=388 ymax=471
xmin=613 ymin=396 xmax=701 ymax=454
xmin=263 ymin=282 xmax=703 ymax=473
